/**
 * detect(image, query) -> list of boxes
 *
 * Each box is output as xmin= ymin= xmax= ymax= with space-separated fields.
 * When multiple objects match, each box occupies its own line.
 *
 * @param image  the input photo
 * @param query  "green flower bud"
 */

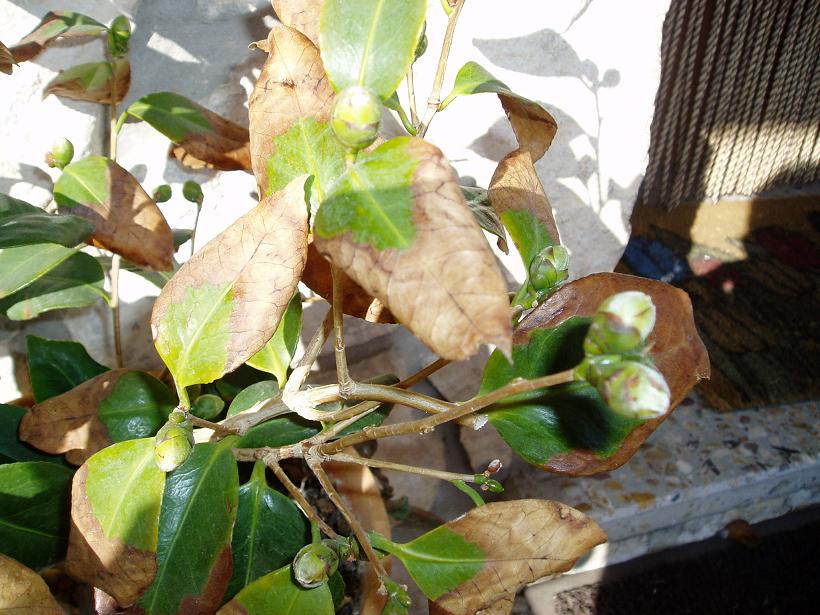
xmin=182 ymin=180 xmax=204 ymax=205
xmin=598 ymin=360 xmax=670 ymax=420
xmin=583 ymin=291 xmax=656 ymax=356
xmin=474 ymin=474 xmax=504 ymax=493
xmin=331 ymin=85 xmax=381 ymax=150
xmin=152 ymin=184 xmax=172 ymax=203
xmin=190 ymin=394 xmax=225 ymax=420
xmin=528 ymin=245 xmax=569 ymax=293
xmin=45 ymin=138 xmax=74 ymax=169
xmin=154 ymin=411 xmax=194 ymax=472
xmin=107 ymin=15 xmax=131 ymax=57
xmin=293 ymin=542 xmax=339 ymax=588
xmin=382 ymin=578 xmax=412 ymax=614
xmin=414 ymin=22 xmax=428 ymax=61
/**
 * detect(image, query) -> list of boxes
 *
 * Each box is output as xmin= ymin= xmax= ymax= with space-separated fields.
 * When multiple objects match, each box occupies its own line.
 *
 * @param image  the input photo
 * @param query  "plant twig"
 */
xmin=306 ymin=453 xmax=388 ymax=580
xmin=110 ymin=255 xmax=124 ymax=368
xmin=263 ymin=452 xmax=340 ymax=539
xmin=321 ymin=368 xmax=577 ymax=454
xmin=331 ymin=265 xmax=353 ymax=397
xmin=407 ymin=66 xmax=418 ymax=126
xmin=417 ymin=0 xmax=466 ymax=138
xmin=322 ymin=451 xmax=476 ymax=484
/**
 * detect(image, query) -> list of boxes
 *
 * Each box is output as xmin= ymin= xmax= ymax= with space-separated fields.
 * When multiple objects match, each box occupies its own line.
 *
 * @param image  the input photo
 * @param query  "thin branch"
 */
xmin=323 ymin=451 xmax=476 ymax=484
xmin=331 ymin=265 xmax=353 ymax=397
xmin=306 ymin=454 xmax=388 ymax=580
xmin=407 ymin=66 xmax=419 ymax=126
xmin=110 ymin=255 xmax=124 ymax=368
xmin=417 ymin=0 xmax=466 ymax=138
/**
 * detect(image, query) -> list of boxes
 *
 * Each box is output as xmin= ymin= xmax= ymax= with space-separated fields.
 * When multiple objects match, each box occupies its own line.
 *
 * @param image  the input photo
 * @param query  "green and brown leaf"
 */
xmin=8 ymin=11 xmax=106 ymax=64
xmin=44 ymin=59 xmax=131 ymax=104
xmin=0 ymin=41 xmax=15 ymax=74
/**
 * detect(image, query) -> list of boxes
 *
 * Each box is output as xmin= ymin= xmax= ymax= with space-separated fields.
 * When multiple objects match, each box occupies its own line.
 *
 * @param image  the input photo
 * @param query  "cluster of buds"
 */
xmin=575 ymin=292 xmax=671 ymax=420
xmin=474 ymin=459 xmax=504 ymax=493
xmin=526 ymin=245 xmax=569 ymax=306
xmin=154 ymin=409 xmax=194 ymax=472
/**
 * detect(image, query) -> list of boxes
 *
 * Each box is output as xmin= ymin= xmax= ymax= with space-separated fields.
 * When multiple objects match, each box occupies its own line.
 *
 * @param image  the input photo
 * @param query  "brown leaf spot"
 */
xmin=169 ymin=107 xmax=251 ymax=171
xmin=19 ymin=370 xmax=130 ymax=464
xmin=178 ymin=545 xmax=233 ymax=615
xmin=64 ymin=465 xmax=157 ymax=606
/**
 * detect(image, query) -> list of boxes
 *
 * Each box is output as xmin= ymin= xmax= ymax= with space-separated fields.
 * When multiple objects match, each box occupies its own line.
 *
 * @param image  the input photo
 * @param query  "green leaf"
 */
xmin=191 ymin=394 xmax=225 ymax=421
xmin=501 ymin=208 xmax=556 ymax=270
xmin=223 ymin=564 xmax=334 ymax=615
xmin=441 ymin=61 xmax=513 ymax=108
xmin=0 ymin=193 xmax=93 ymax=248
xmin=0 ymin=461 xmax=73 ymax=569
xmin=371 ymin=529 xmax=484 ymax=601
xmin=384 ymin=91 xmax=417 ymax=135
xmin=0 ymin=243 xmax=77 ymax=299
xmin=461 ymin=185 xmax=508 ymax=253
xmin=126 ymin=92 xmax=214 ymax=142
xmin=139 ymin=438 xmax=239 ymax=615
xmin=226 ymin=381 xmax=280 ymax=418
xmin=98 ymin=372 xmax=177 ymax=441
xmin=225 ymin=461 xmax=310 ymax=600
xmin=65 ymin=438 xmax=166 ymax=606
xmin=481 ymin=318 xmax=641 ymax=468
xmin=44 ymin=59 xmax=130 ymax=104
xmin=0 ymin=252 xmax=107 ymax=320
xmin=265 ymin=118 xmax=346 ymax=199
xmin=320 ymin=0 xmax=427 ymax=98
xmin=8 ymin=11 xmax=106 ymax=63
xmin=214 ymin=365 xmax=271 ymax=404
xmin=0 ymin=404 xmax=65 ymax=465
xmin=26 ymin=335 xmax=108 ymax=403
xmin=314 ymin=137 xmax=421 ymax=249
xmin=246 ymin=293 xmax=302 ymax=387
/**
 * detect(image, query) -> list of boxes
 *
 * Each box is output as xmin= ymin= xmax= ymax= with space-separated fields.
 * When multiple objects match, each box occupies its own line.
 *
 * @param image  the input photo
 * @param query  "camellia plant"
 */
xmin=0 ymin=2 xmax=709 ymax=614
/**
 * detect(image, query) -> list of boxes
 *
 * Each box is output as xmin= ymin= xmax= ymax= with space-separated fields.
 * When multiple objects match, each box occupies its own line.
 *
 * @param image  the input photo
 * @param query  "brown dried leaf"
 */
xmin=315 ymin=139 xmax=513 ymax=360
xmin=271 ymin=0 xmax=324 ymax=47
xmin=18 ymin=370 xmax=128 ymax=465
xmin=432 ymin=500 xmax=606 ymax=615
xmin=0 ymin=41 xmax=15 ymax=75
xmin=64 ymin=464 xmax=156 ymax=606
xmin=44 ymin=59 xmax=131 ymax=105
xmin=515 ymin=272 xmax=711 ymax=474
xmin=500 ymin=95 xmax=558 ymax=164
xmin=169 ymin=110 xmax=251 ymax=171
xmin=9 ymin=12 xmax=106 ymax=64
xmin=249 ymin=23 xmax=334 ymax=195
xmin=0 ymin=554 xmax=64 ymax=614
xmin=55 ymin=157 xmax=174 ymax=271
xmin=151 ymin=175 xmax=309 ymax=386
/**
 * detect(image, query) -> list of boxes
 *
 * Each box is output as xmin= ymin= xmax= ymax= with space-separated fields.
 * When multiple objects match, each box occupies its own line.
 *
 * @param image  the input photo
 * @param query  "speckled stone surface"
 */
xmin=516 ymin=393 xmax=820 ymax=610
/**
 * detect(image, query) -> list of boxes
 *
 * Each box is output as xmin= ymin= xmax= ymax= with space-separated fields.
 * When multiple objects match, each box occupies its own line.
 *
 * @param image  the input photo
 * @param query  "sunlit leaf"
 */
xmin=0 ymin=461 xmax=73 ymax=569
xmin=8 ymin=11 xmax=106 ymax=63
xmin=54 ymin=156 xmax=174 ymax=271
xmin=374 ymin=500 xmax=606 ymax=614
xmin=65 ymin=439 xmax=165 ymax=605
xmin=218 ymin=564 xmax=334 ymax=615
xmin=320 ymin=0 xmax=426 ymax=98
xmin=152 ymin=176 xmax=308 ymax=392
xmin=0 ymin=243 xmax=76 ymax=299
xmin=0 ymin=193 xmax=94 ymax=248
xmin=0 ymin=252 xmax=107 ymax=320
xmin=0 ymin=554 xmax=64 ymax=613
xmin=44 ymin=59 xmax=130 ymax=104
xmin=20 ymin=370 xmax=175 ymax=465
xmin=126 ymin=92 xmax=251 ymax=171
xmin=482 ymin=273 xmax=710 ymax=475
xmin=315 ymin=137 xmax=512 ymax=361
xmin=26 ymin=335 xmax=109 ymax=403
xmin=224 ymin=461 xmax=309 ymax=600
xmin=246 ymin=292 xmax=302 ymax=387
xmin=139 ymin=438 xmax=239 ymax=615
xmin=271 ymin=0 xmax=324 ymax=46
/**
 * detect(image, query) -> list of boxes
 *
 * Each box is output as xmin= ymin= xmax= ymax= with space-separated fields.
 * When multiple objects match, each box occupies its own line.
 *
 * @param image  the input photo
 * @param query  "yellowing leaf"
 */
xmin=271 ymin=0 xmax=324 ymax=47
xmin=249 ymin=24 xmax=335 ymax=195
xmin=53 ymin=157 xmax=174 ymax=271
xmin=315 ymin=138 xmax=512 ymax=360
xmin=152 ymin=176 xmax=309 ymax=391
xmin=0 ymin=554 xmax=63 ymax=614
xmin=44 ymin=59 xmax=131 ymax=104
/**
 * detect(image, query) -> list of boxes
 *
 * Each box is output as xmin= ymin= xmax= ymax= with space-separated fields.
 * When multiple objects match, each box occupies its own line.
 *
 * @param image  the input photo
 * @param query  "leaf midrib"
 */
xmin=64 ymin=161 xmax=108 ymax=208
xmin=357 ymin=0 xmax=386 ymax=86
xmin=0 ymin=515 xmax=59 ymax=540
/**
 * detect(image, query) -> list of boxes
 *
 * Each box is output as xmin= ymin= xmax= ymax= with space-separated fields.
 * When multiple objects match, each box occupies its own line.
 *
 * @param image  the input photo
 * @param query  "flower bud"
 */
xmin=528 ymin=245 xmax=569 ymax=293
xmin=331 ymin=86 xmax=381 ymax=150
xmin=152 ymin=184 xmax=172 ymax=203
xmin=182 ymin=180 xmax=204 ymax=205
xmin=598 ymin=361 xmax=670 ymax=420
xmin=45 ymin=138 xmax=74 ymax=169
xmin=191 ymin=394 xmax=225 ymax=420
xmin=154 ymin=411 xmax=194 ymax=472
xmin=107 ymin=15 xmax=131 ymax=57
xmin=293 ymin=542 xmax=339 ymax=588
xmin=583 ymin=291 xmax=656 ymax=356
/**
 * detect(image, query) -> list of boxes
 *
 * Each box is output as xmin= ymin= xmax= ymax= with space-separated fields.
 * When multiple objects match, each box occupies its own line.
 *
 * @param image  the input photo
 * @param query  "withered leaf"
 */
xmin=19 ymin=369 xmax=126 ymax=465
xmin=0 ymin=41 xmax=15 ymax=75
xmin=515 ymin=272 xmax=710 ymax=474
xmin=151 ymin=175 xmax=309 ymax=390
xmin=53 ymin=157 xmax=173 ymax=271
xmin=0 ymin=554 xmax=64 ymax=614
xmin=249 ymin=23 xmax=335 ymax=195
xmin=500 ymin=94 xmax=557 ymax=164
xmin=315 ymin=139 xmax=512 ymax=361
xmin=9 ymin=11 xmax=106 ymax=64
xmin=414 ymin=500 xmax=605 ymax=615
xmin=44 ymin=59 xmax=131 ymax=105
xmin=271 ymin=0 xmax=324 ymax=47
